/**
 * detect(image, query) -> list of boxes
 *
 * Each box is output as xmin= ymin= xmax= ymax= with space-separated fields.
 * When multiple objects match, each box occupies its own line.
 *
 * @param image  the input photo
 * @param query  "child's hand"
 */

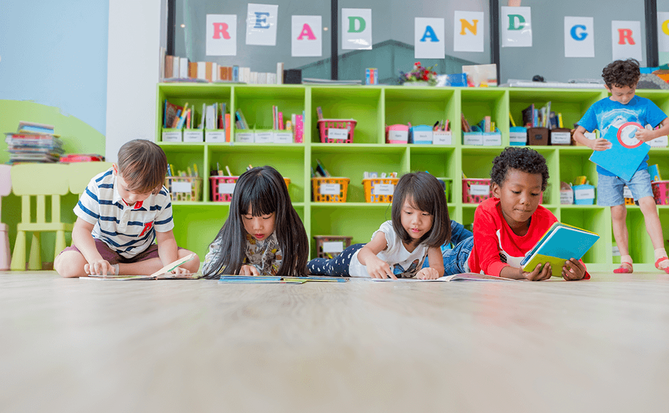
xmin=521 ymin=262 xmax=552 ymax=281
xmin=170 ymin=266 xmax=192 ymax=276
xmin=588 ymin=138 xmax=612 ymax=151
xmin=84 ymin=259 xmax=115 ymax=276
xmin=366 ymin=256 xmax=396 ymax=279
xmin=633 ymin=128 xmax=654 ymax=142
xmin=416 ymin=267 xmax=440 ymax=280
xmin=562 ymin=258 xmax=587 ymax=281
xmin=239 ymin=265 xmax=260 ymax=276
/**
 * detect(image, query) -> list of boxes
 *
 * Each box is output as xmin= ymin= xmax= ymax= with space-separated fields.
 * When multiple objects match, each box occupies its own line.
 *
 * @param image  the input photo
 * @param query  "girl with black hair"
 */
xmin=308 ymin=172 xmax=451 ymax=279
xmin=202 ymin=166 xmax=308 ymax=278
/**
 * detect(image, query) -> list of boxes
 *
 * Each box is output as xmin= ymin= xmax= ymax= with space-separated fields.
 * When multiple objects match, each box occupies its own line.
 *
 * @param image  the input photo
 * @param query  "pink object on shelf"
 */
xmin=386 ymin=124 xmax=409 ymax=144
xmin=317 ymin=119 xmax=356 ymax=143
xmin=652 ymin=181 xmax=669 ymax=205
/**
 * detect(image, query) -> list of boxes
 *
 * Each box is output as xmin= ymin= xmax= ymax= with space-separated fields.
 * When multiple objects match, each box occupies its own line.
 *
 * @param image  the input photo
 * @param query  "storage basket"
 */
xmin=313 ymin=235 xmax=353 ymax=259
xmin=362 ymin=178 xmax=399 ymax=203
xmin=462 ymin=178 xmax=492 ymax=203
xmin=210 ymin=176 xmax=290 ymax=202
xmin=652 ymin=180 xmax=669 ymax=205
xmin=311 ymin=177 xmax=350 ymax=202
xmin=165 ymin=176 xmax=203 ymax=202
xmin=317 ymin=119 xmax=357 ymax=143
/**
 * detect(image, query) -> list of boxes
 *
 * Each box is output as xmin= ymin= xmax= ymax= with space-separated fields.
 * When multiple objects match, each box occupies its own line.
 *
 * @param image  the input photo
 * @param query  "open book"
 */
xmin=218 ymin=275 xmax=347 ymax=284
xmin=370 ymin=273 xmax=516 ymax=282
xmin=80 ymin=254 xmax=198 ymax=280
xmin=520 ymin=222 xmax=599 ymax=277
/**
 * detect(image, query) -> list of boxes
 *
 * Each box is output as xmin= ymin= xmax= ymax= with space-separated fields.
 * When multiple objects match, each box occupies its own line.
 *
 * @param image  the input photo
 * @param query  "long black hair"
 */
xmin=391 ymin=172 xmax=451 ymax=248
xmin=203 ymin=166 xmax=308 ymax=277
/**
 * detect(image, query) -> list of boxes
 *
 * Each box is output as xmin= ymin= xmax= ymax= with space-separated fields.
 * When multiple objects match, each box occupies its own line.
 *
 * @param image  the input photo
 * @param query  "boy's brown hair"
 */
xmin=602 ymin=58 xmax=640 ymax=89
xmin=117 ymin=139 xmax=168 ymax=194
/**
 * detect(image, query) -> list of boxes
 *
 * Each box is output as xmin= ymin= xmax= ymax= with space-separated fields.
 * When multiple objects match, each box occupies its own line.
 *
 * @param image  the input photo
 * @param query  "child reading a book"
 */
xmin=444 ymin=147 xmax=589 ymax=281
xmin=308 ymin=172 xmax=450 ymax=279
xmin=573 ymin=58 xmax=669 ymax=274
xmin=202 ymin=166 xmax=308 ymax=278
xmin=55 ymin=140 xmax=200 ymax=277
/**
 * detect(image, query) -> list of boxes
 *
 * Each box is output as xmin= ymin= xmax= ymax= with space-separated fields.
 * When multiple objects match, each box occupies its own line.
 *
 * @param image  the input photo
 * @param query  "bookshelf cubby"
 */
xmin=156 ymin=83 xmax=669 ymax=272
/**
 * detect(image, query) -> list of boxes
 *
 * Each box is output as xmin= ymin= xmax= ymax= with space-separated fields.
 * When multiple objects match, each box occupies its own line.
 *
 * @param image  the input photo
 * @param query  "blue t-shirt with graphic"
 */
xmin=577 ymin=95 xmax=667 ymax=176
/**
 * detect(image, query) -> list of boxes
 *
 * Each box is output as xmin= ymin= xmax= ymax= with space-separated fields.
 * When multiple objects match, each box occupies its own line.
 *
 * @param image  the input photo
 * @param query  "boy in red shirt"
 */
xmin=444 ymin=147 xmax=588 ymax=281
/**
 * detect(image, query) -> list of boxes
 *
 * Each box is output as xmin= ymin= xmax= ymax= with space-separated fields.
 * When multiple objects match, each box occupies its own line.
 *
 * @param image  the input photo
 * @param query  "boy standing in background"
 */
xmin=573 ymin=59 xmax=669 ymax=273
xmin=54 ymin=139 xmax=200 ymax=277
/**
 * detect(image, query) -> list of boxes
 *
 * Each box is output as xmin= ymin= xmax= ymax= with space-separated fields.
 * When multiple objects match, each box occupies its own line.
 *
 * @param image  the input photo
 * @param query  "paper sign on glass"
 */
xmin=658 ymin=12 xmax=669 ymax=52
xmin=415 ymin=18 xmax=445 ymax=59
xmin=454 ymin=11 xmax=484 ymax=52
xmin=206 ymin=14 xmax=237 ymax=56
xmin=589 ymin=123 xmax=650 ymax=181
xmin=292 ymin=16 xmax=322 ymax=57
xmin=342 ymin=8 xmax=372 ymax=50
xmin=611 ymin=21 xmax=642 ymax=61
xmin=246 ymin=3 xmax=278 ymax=46
xmin=501 ymin=6 xmax=532 ymax=47
xmin=564 ymin=17 xmax=594 ymax=58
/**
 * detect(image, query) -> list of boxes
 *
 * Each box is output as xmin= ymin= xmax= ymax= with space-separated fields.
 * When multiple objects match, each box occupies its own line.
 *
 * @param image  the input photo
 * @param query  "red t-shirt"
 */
xmin=468 ymin=198 xmax=589 ymax=279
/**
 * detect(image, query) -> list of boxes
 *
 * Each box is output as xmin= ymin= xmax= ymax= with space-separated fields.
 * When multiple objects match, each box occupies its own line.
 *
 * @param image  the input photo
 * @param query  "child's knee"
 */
xmin=54 ymin=252 xmax=86 ymax=278
xmin=610 ymin=205 xmax=627 ymax=221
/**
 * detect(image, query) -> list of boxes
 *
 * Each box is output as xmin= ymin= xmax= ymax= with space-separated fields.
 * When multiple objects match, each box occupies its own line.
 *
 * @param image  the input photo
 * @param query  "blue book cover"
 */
xmin=589 ymin=123 xmax=650 ymax=181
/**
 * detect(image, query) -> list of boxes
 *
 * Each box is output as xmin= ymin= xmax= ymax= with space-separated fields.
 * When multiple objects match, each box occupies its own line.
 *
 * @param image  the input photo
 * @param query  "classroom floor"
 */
xmin=1 ymin=272 xmax=669 ymax=413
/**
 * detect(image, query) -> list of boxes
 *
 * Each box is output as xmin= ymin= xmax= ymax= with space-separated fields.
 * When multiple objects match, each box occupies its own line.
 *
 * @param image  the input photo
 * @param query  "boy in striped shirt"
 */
xmin=55 ymin=140 xmax=200 ymax=277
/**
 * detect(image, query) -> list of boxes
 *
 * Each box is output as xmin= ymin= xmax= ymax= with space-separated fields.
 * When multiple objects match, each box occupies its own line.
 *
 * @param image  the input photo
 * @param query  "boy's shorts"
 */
xmin=597 ymin=169 xmax=654 ymax=206
xmin=59 ymin=239 xmax=170 ymax=264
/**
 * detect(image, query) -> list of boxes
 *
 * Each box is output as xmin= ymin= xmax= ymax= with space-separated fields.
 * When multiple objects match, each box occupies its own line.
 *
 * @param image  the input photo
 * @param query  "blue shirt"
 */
xmin=577 ymin=95 xmax=667 ymax=176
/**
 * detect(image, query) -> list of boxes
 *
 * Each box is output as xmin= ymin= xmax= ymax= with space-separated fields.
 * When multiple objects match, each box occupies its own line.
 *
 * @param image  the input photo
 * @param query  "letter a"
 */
xmin=459 ymin=19 xmax=478 ymax=36
xmin=420 ymin=25 xmax=439 ymax=42
xmin=298 ymin=23 xmax=316 ymax=40
xmin=213 ymin=23 xmax=230 ymax=39
xmin=618 ymin=28 xmax=635 ymax=45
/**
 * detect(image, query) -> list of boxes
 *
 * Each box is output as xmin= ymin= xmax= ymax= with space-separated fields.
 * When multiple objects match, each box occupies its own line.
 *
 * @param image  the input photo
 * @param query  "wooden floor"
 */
xmin=1 ymin=272 xmax=669 ymax=413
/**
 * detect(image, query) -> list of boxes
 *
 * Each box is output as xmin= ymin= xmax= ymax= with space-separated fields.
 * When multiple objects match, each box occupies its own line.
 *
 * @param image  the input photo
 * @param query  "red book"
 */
xmin=225 ymin=113 xmax=231 ymax=142
xmin=278 ymin=112 xmax=284 ymax=130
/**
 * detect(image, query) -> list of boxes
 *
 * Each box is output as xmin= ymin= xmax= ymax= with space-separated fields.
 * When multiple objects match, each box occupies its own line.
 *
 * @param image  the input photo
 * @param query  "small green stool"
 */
xmin=10 ymin=164 xmax=72 ymax=270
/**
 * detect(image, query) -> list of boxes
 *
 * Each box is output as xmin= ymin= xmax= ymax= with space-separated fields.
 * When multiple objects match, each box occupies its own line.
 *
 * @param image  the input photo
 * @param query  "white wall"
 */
xmin=106 ymin=0 xmax=165 ymax=162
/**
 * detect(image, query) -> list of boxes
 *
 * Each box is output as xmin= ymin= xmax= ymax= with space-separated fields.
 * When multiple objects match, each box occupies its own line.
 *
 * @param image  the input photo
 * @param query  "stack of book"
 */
xmin=164 ymin=55 xmax=285 ymax=84
xmin=4 ymin=122 xmax=63 ymax=164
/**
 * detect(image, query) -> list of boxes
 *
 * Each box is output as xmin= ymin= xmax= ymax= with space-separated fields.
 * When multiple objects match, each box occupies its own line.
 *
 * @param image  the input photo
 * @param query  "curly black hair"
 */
xmin=602 ymin=59 xmax=640 ymax=88
xmin=490 ymin=147 xmax=549 ymax=191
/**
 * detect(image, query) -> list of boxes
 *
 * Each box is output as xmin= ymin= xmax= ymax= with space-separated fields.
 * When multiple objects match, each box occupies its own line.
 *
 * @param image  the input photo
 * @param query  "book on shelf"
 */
xmin=277 ymin=62 xmax=284 ymax=84
xmin=301 ymin=78 xmax=362 ymax=85
xmin=522 ymin=104 xmax=535 ymax=127
xmin=179 ymin=57 xmax=189 ymax=79
xmin=235 ymin=109 xmax=249 ymax=130
xmin=520 ymin=222 xmax=600 ymax=277
xmin=17 ymin=121 xmax=55 ymax=134
xmin=165 ymin=55 xmax=174 ymax=78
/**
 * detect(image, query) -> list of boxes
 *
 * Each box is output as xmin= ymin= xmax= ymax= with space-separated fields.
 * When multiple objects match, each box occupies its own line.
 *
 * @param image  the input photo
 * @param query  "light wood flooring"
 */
xmin=1 ymin=272 xmax=669 ymax=413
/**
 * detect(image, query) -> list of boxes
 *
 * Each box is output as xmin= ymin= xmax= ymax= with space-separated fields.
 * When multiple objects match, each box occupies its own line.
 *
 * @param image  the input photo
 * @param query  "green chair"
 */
xmin=69 ymin=162 xmax=113 ymax=195
xmin=10 ymin=164 xmax=72 ymax=270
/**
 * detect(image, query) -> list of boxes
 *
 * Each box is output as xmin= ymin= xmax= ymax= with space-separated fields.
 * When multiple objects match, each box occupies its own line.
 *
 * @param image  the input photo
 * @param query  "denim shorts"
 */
xmin=597 ymin=169 xmax=654 ymax=207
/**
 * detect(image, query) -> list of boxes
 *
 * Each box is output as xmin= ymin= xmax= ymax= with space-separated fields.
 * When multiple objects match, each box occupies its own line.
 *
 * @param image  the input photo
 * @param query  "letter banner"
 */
xmin=246 ymin=3 xmax=278 ymax=46
xmin=206 ymin=14 xmax=237 ymax=56
xmin=564 ymin=17 xmax=594 ymax=58
xmin=342 ymin=8 xmax=372 ymax=50
xmin=415 ymin=18 xmax=445 ymax=59
xmin=611 ymin=20 xmax=642 ymax=62
xmin=292 ymin=16 xmax=322 ymax=57
xmin=658 ymin=12 xmax=669 ymax=52
xmin=501 ymin=6 xmax=532 ymax=47
xmin=454 ymin=11 xmax=484 ymax=52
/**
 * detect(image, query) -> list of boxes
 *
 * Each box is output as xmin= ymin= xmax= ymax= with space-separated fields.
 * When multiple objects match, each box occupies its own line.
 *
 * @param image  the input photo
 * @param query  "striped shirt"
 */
xmin=74 ymin=168 xmax=174 ymax=259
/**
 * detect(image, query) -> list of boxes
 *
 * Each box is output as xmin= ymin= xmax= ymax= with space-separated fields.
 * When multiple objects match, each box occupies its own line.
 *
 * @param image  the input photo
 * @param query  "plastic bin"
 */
xmin=462 ymin=178 xmax=492 ymax=203
xmin=312 ymin=177 xmax=350 ymax=202
xmin=165 ymin=176 xmax=203 ymax=202
xmin=211 ymin=176 xmax=290 ymax=202
xmin=313 ymin=235 xmax=353 ymax=259
xmin=317 ymin=119 xmax=357 ymax=143
xmin=362 ymin=178 xmax=399 ymax=203
xmin=386 ymin=124 xmax=409 ymax=144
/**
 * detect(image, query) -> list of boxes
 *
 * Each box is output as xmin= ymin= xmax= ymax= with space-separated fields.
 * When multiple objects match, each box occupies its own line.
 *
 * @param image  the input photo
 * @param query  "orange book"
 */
xmin=225 ymin=113 xmax=231 ymax=142
xmin=164 ymin=55 xmax=174 ymax=78
xmin=189 ymin=62 xmax=197 ymax=78
xmin=205 ymin=62 xmax=213 ymax=82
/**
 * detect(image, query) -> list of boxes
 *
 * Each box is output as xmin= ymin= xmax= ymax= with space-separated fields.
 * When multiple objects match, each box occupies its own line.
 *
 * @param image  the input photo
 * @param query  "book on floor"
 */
xmin=370 ymin=273 xmax=517 ymax=282
xmin=520 ymin=222 xmax=599 ymax=277
xmin=218 ymin=275 xmax=347 ymax=284
xmin=589 ymin=122 xmax=650 ymax=181
xmin=80 ymin=254 xmax=198 ymax=280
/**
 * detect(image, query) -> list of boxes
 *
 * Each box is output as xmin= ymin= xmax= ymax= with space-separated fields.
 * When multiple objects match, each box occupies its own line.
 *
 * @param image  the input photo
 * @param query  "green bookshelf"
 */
xmin=156 ymin=84 xmax=669 ymax=272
